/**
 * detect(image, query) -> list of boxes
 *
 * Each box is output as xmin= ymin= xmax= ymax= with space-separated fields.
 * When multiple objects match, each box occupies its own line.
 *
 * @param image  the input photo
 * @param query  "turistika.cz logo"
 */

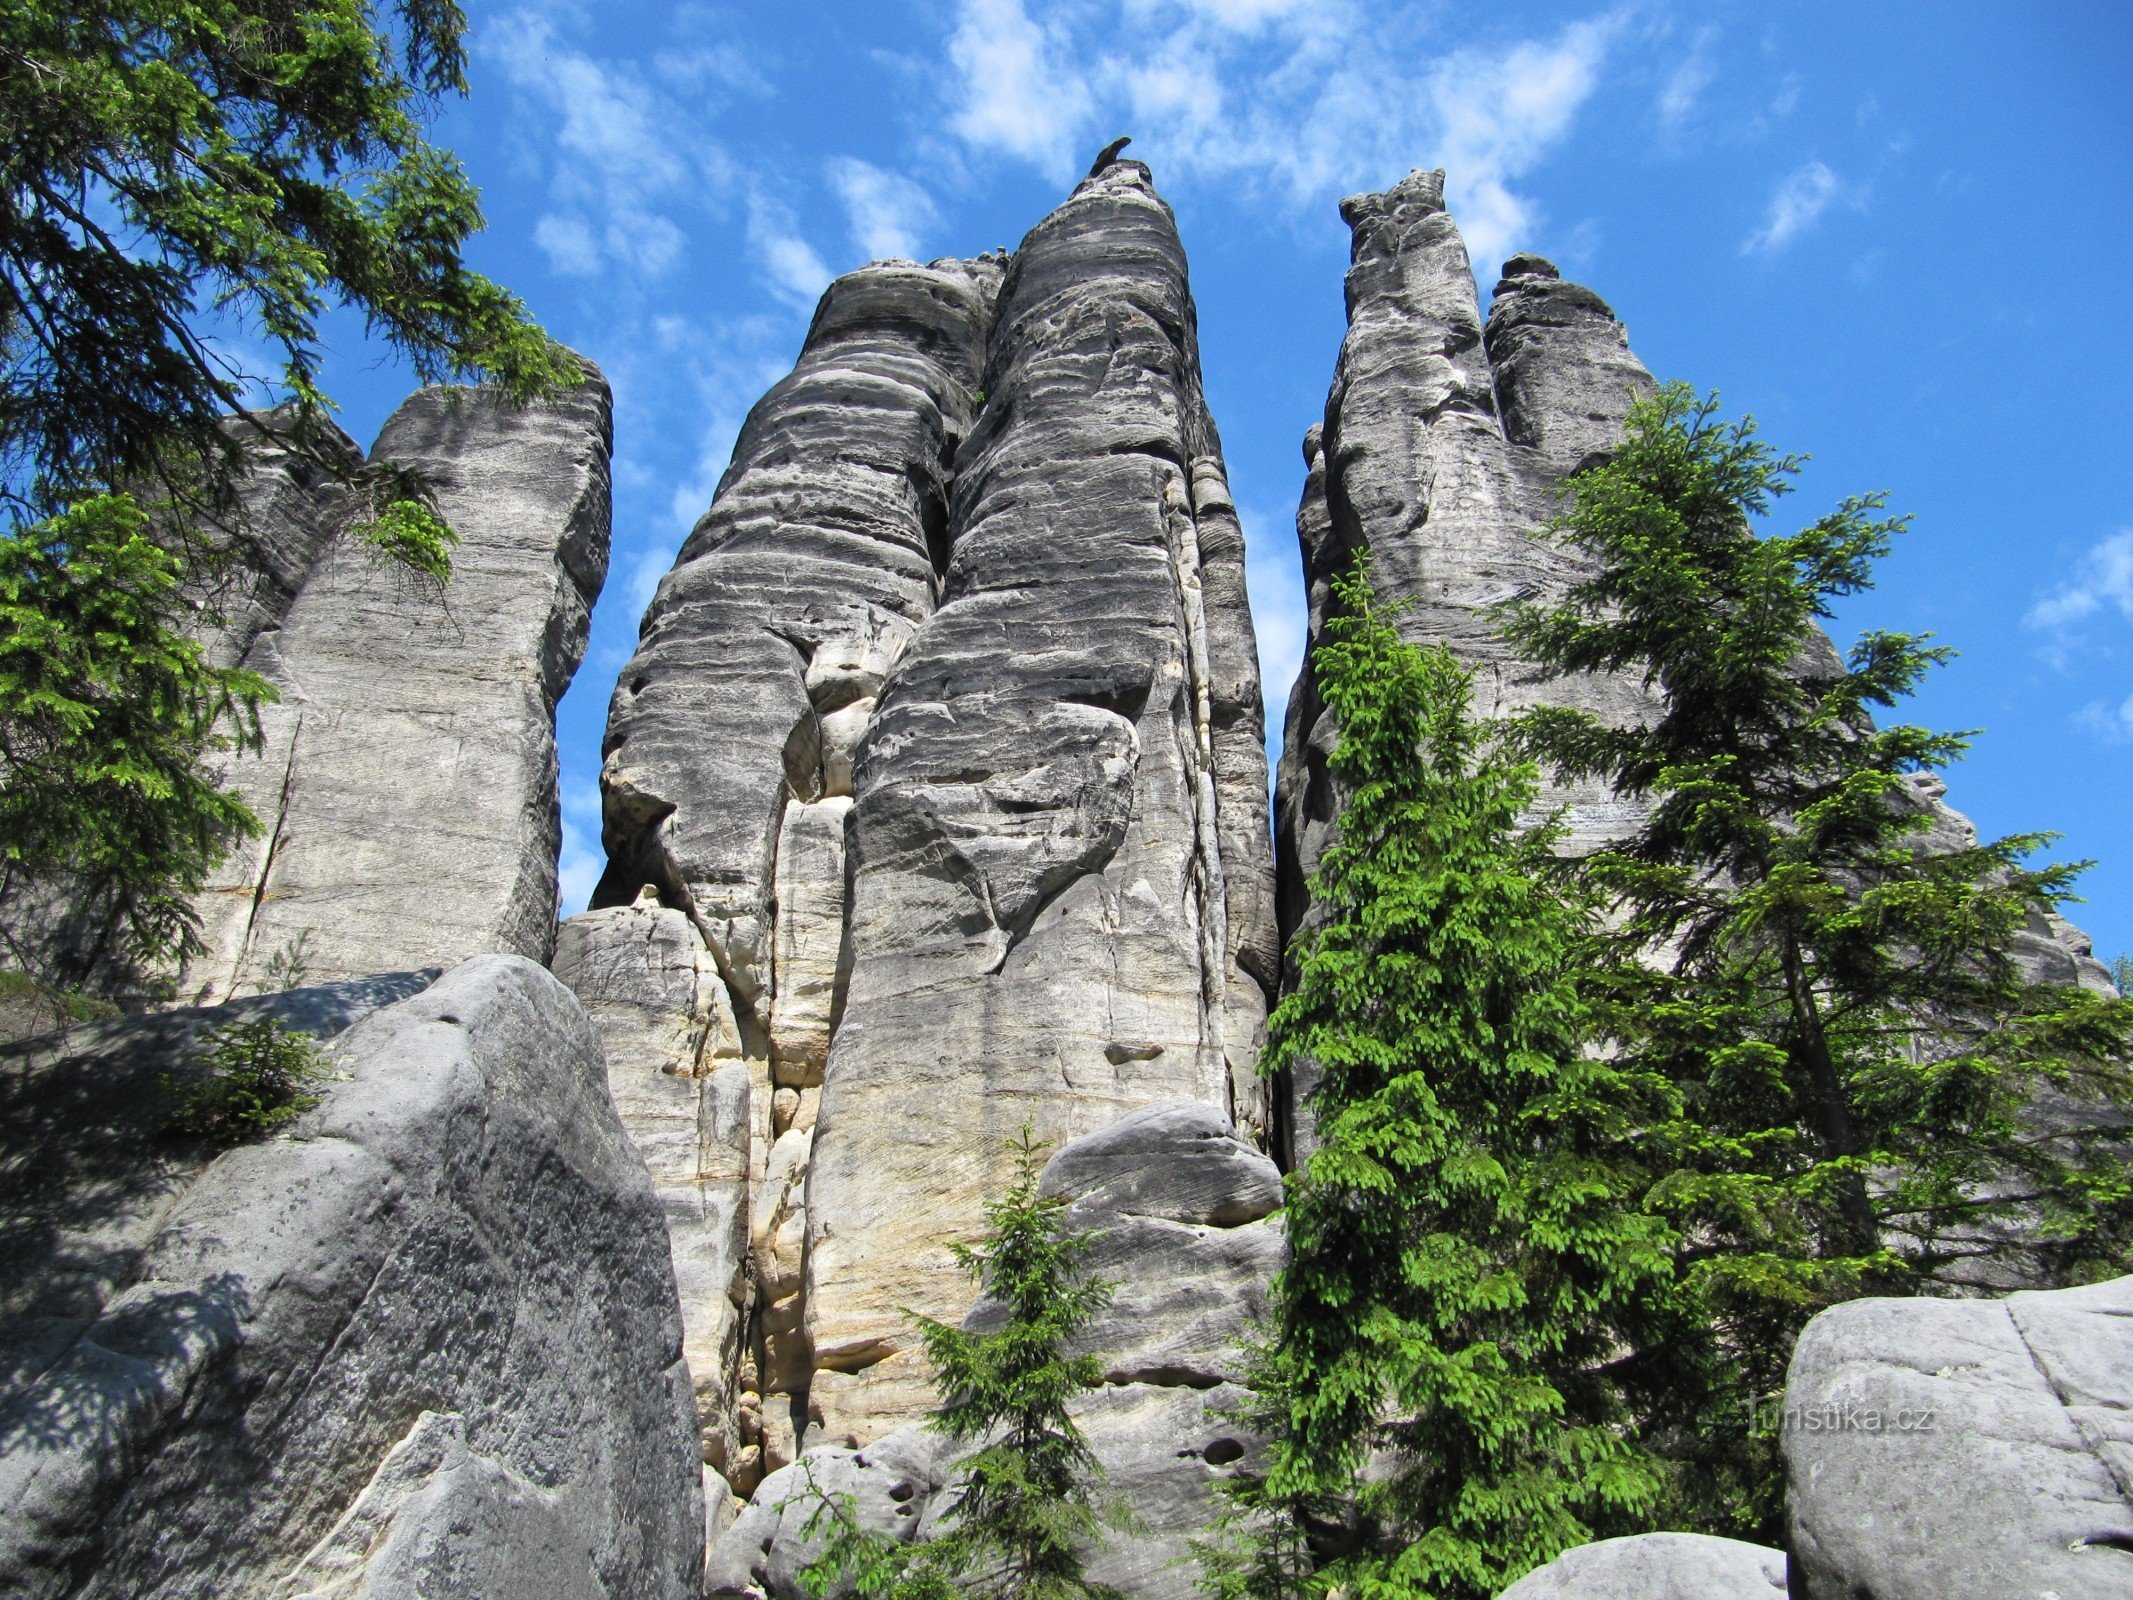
xmin=1743 ymin=1397 xmax=1938 ymax=1437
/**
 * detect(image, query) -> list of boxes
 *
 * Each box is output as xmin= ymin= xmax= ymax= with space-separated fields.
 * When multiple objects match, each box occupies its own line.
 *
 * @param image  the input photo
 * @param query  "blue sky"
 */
xmin=305 ymin=2 xmax=2133 ymax=957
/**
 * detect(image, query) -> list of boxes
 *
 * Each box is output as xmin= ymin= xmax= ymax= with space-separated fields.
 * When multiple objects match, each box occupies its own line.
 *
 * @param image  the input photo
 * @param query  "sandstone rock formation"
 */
xmin=705 ymin=1101 xmax=1276 ymax=1600
xmin=1783 ymin=1274 xmax=2133 ymax=1600
xmin=1273 ymin=167 xmax=2116 ymax=1162
xmin=566 ymin=158 xmax=1277 ymax=1490
xmin=1275 ymin=170 xmax=1658 ymax=964
xmin=171 ymin=375 xmax=612 ymax=1000
xmin=0 ymin=954 xmax=703 ymax=1599
xmin=1497 ymin=1533 xmax=1788 ymax=1600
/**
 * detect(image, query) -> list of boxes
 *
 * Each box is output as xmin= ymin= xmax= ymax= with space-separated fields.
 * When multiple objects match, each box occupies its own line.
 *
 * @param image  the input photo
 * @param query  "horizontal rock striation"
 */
xmin=0 ymin=955 xmax=702 ymax=1600
xmin=566 ymin=157 xmax=1277 ymax=1503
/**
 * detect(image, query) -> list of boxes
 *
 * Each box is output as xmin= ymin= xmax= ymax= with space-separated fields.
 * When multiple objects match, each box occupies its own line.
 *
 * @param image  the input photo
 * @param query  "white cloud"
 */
xmin=557 ymin=777 xmax=604 ymax=915
xmin=1243 ymin=503 xmax=1307 ymax=750
xmin=2027 ymin=530 xmax=2133 ymax=634
xmin=939 ymin=2 xmax=1623 ymax=274
xmin=1744 ymin=159 xmax=1846 ymax=254
xmin=483 ymin=10 xmax=723 ymax=283
xmin=828 ymin=158 xmax=939 ymax=262
xmin=748 ymin=194 xmax=834 ymax=308
xmin=2076 ymin=694 xmax=2133 ymax=745
xmin=1658 ymin=26 xmax=1716 ymax=126
xmin=947 ymin=0 xmax=1096 ymax=180
xmin=533 ymin=213 xmax=602 ymax=277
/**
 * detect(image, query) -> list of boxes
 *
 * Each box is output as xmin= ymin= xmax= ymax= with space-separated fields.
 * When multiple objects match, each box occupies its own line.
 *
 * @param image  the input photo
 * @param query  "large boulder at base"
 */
xmin=0 ymin=955 xmax=702 ymax=1599
xmin=708 ymin=1100 xmax=1277 ymax=1600
xmin=1784 ymin=1274 xmax=2133 ymax=1600
xmin=1497 ymin=1533 xmax=1788 ymax=1599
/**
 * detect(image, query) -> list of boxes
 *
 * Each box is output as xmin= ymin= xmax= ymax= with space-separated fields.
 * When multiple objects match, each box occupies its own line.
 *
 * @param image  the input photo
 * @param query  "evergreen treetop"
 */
xmin=1503 ymin=382 xmax=2133 ymax=1537
xmin=1215 ymin=563 xmax=1690 ymax=1600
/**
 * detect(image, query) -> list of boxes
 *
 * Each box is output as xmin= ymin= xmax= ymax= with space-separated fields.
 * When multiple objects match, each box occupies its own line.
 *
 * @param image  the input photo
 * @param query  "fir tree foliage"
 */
xmin=804 ymin=1125 xmax=1121 ymax=1600
xmin=1503 ymin=383 xmax=2133 ymax=1536
xmin=0 ymin=0 xmax=571 ymax=528
xmin=0 ymin=495 xmax=269 ymax=967
xmin=1216 ymin=564 xmax=1686 ymax=1600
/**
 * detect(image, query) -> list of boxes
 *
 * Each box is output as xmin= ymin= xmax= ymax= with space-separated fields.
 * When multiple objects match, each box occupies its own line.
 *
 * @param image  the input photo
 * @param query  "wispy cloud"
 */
xmin=938 ymin=1 xmax=1624 ymax=276
xmin=828 ymin=158 xmax=939 ymax=262
xmin=1744 ymin=159 xmax=1848 ymax=254
xmin=483 ymin=9 xmax=718 ymax=282
xmin=558 ymin=776 xmax=604 ymax=915
xmin=1658 ymin=26 xmax=1716 ymax=127
xmin=747 ymin=194 xmax=834 ymax=308
xmin=947 ymin=0 xmax=1096 ymax=181
xmin=2027 ymin=530 xmax=2133 ymax=635
xmin=1242 ymin=503 xmax=1307 ymax=750
xmin=2077 ymin=695 xmax=2133 ymax=744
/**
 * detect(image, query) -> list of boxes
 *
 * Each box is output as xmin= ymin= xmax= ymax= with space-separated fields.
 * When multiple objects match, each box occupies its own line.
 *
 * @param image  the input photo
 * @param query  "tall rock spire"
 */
xmin=1273 ymin=168 xmax=1659 ymax=1163
xmin=561 ymin=159 xmax=1276 ymax=1480
xmin=806 ymin=157 xmax=1274 ymax=1444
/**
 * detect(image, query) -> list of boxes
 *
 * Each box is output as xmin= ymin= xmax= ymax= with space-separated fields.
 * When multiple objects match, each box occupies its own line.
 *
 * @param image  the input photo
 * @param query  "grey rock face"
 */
xmin=706 ymin=1100 xmax=1275 ymax=1600
xmin=1275 ymin=170 xmax=1656 ymax=967
xmin=1496 ymin=1534 xmax=1788 ymax=1600
xmin=0 ymin=955 xmax=702 ymax=1600
xmin=1273 ymin=171 xmax=1657 ymax=1167
xmin=596 ymin=258 xmax=1001 ymax=1043
xmin=552 ymin=898 xmax=756 ymax=1486
xmin=1783 ymin=1274 xmax=2133 ymax=1600
xmin=182 ymin=372 xmax=612 ymax=999
xmin=581 ymin=161 xmax=1276 ymax=1475
xmin=807 ymin=161 xmax=1274 ymax=1444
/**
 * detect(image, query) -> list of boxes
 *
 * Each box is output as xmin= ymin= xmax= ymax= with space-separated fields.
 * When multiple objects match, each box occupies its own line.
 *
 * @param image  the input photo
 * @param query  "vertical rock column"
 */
xmin=186 ymin=372 xmax=614 ymax=996
xmin=569 ymin=259 xmax=1000 ymax=1493
xmin=1272 ymin=172 xmax=1658 ymax=1162
xmin=803 ymin=161 xmax=1274 ymax=1448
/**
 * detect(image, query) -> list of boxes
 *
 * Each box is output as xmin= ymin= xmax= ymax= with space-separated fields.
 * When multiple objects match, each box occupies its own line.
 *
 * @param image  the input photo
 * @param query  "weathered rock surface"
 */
xmin=707 ymin=1100 xmax=1275 ymax=1600
xmin=181 ymin=372 xmax=612 ymax=999
xmin=0 ymin=955 xmax=702 ymax=1599
xmin=1497 ymin=1533 xmax=1788 ymax=1600
xmin=1274 ymin=171 xmax=1656 ymax=976
xmin=806 ymin=159 xmax=1275 ymax=1445
xmin=595 ymin=257 xmax=1002 ymax=1042
xmin=1783 ymin=1273 xmax=2133 ymax=1600
xmin=583 ymin=160 xmax=1277 ymax=1476
xmin=552 ymin=897 xmax=756 ymax=1486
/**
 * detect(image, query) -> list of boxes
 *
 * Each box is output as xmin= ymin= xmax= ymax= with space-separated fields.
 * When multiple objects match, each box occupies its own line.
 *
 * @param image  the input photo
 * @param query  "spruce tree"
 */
xmin=1214 ymin=564 xmax=1688 ymax=1600
xmin=1503 ymin=383 xmax=2133 ymax=1538
xmin=805 ymin=1125 xmax=1120 ymax=1600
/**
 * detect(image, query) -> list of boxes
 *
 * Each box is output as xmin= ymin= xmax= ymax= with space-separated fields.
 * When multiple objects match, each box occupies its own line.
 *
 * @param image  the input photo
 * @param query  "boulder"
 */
xmin=0 ymin=956 xmax=702 ymax=1599
xmin=1498 ymin=1533 xmax=1788 ymax=1600
xmin=1784 ymin=1274 xmax=2133 ymax=1600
